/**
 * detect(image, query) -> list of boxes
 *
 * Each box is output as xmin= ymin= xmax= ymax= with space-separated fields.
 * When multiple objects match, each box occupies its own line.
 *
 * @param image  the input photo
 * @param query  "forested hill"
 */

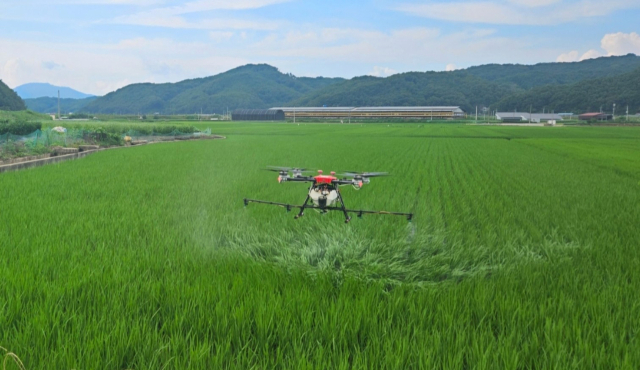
xmin=293 ymin=55 xmax=640 ymax=111
xmin=0 ymin=80 xmax=26 ymax=111
xmin=291 ymin=72 xmax=517 ymax=112
xmin=24 ymin=96 xmax=98 ymax=114
xmin=464 ymin=53 xmax=640 ymax=89
xmin=495 ymin=66 xmax=640 ymax=114
xmin=54 ymin=55 xmax=640 ymax=115
xmin=82 ymin=64 xmax=344 ymax=114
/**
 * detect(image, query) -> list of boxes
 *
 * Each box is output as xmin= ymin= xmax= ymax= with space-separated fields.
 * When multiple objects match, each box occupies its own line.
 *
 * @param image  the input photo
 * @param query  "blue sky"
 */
xmin=1 ymin=0 xmax=639 ymax=95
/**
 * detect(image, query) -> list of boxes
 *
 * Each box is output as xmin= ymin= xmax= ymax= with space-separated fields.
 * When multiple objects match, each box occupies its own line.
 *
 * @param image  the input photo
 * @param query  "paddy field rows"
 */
xmin=1 ymin=122 xmax=640 ymax=368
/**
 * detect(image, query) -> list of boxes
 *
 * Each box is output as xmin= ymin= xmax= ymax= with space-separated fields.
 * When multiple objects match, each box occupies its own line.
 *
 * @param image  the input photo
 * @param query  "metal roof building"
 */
xmin=232 ymin=109 xmax=285 ymax=121
xmin=269 ymin=106 xmax=465 ymax=119
xmin=496 ymin=112 xmax=563 ymax=123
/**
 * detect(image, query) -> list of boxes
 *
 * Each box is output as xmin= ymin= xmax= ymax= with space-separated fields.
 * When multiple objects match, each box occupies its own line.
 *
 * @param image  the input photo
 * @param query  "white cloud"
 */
xmin=248 ymin=26 xmax=553 ymax=77
xmin=557 ymin=32 xmax=640 ymax=63
xmin=109 ymin=0 xmax=290 ymax=30
xmin=209 ymin=31 xmax=234 ymax=42
xmin=396 ymin=0 xmax=640 ymax=25
xmin=445 ymin=63 xmax=457 ymax=71
xmin=369 ymin=66 xmax=397 ymax=77
xmin=579 ymin=49 xmax=601 ymax=60
xmin=507 ymin=0 xmax=561 ymax=6
xmin=556 ymin=50 xmax=579 ymax=62
xmin=601 ymin=32 xmax=640 ymax=56
xmin=0 ymin=37 xmax=247 ymax=94
xmin=112 ymin=13 xmax=281 ymax=30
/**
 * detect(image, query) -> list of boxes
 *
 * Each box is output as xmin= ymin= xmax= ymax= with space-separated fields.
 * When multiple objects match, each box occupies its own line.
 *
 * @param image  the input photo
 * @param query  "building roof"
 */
xmin=496 ymin=112 xmax=563 ymax=120
xmin=270 ymin=106 xmax=465 ymax=113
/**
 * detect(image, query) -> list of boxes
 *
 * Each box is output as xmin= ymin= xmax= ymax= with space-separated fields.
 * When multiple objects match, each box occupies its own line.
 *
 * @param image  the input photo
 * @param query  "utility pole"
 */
xmin=57 ymin=90 xmax=60 ymax=120
xmin=475 ymin=106 xmax=478 ymax=122
xmin=613 ymin=103 xmax=616 ymax=120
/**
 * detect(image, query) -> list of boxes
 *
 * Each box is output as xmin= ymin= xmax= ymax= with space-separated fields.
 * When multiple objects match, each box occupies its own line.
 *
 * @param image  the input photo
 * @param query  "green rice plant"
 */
xmin=0 ymin=122 xmax=639 ymax=368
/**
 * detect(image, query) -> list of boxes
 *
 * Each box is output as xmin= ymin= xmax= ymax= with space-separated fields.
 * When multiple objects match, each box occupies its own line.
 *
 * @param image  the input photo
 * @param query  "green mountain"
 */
xmin=290 ymin=72 xmax=516 ymax=112
xmin=495 ymin=66 xmax=640 ymax=114
xmin=294 ymin=55 xmax=640 ymax=111
xmin=24 ymin=96 xmax=97 ymax=114
xmin=464 ymin=53 xmax=640 ymax=90
xmin=82 ymin=64 xmax=344 ymax=114
xmin=0 ymin=80 xmax=26 ymax=111
xmin=73 ymin=55 xmax=640 ymax=115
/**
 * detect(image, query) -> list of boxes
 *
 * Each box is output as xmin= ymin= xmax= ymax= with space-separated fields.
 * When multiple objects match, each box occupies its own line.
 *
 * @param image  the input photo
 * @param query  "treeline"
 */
xmin=290 ymin=72 xmax=519 ymax=112
xmin=18 ymin=54 xmax=640 ymax=115
xmin=0 ymin=80 xmax=26 ymax=111
xmin=24 ymin=96 xmax=97 ymax=114
xmin=494 ymin=66 xmax=640 ymax=114
xmin=80 ymin=64 xmax=344 ymax=114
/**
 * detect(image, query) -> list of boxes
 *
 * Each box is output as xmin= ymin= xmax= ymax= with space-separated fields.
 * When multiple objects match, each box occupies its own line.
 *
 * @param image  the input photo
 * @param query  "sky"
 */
xmin=1 ymin=0 xmax=639 ymax=95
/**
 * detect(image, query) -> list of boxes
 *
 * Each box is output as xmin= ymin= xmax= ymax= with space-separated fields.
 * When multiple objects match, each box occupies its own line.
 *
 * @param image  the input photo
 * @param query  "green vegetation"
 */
xmin=24 ymin=96 xmax=97 ymax=114
xmin=291 ymin=72 xmax=516 ymax=112
xmin=0 ymin=120 xmax=42 ymax=135
xmin=0 ymin=109 xmax=52 ymax=123
xmin=0 ymin=80 xmax=26 ymax=111
xmin=81 ymin=64 xmax=344 ymax=114
xmin=495 ymin=66 xmax=640 ymax=114
xmin=465 ymin=53 xmax=640 ymax=89
xmin=38 ymin=54 xmax=640 ymax=116
xmin=1 ymin=122 xmax=639 ymax=368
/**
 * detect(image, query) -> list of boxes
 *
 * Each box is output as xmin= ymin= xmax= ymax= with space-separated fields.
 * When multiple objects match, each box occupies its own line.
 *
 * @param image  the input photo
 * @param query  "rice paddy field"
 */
xmin=1 ymin=122 xmax=640 ymax=369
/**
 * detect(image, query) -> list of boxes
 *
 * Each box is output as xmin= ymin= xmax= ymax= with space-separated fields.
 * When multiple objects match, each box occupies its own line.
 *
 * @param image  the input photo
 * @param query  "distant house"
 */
xmin=578 ymin=113 xmax=612 ymax=121
xmin=496 ymin=112 xmax=563 ymax=123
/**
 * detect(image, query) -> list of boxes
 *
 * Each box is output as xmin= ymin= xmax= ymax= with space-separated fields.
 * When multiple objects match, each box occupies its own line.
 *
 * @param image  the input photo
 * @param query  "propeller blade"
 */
xmin=266 ymin=166 xmax=308 ymax=172
xmin=340 ymin=171 xmax=388 ymax=178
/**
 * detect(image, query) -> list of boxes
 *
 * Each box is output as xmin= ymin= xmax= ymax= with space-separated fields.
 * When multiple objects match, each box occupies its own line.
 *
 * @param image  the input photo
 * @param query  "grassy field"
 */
xmin=1 ymin=122 xmax=640 ymax=369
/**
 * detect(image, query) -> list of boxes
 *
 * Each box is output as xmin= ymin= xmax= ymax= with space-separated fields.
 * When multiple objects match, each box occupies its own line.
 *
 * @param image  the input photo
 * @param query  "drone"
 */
xmin=244 ymin=166 xmax=413 ymax=223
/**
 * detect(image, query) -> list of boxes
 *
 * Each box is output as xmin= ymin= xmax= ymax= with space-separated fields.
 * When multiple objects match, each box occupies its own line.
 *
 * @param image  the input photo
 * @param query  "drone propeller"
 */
xmin=265 ymin=166 xmax=314 ymax=179
xmin=266 ymin=166 xmax=307 ymax=172
xmin=340 ymin=171 xmax=388 ymax=178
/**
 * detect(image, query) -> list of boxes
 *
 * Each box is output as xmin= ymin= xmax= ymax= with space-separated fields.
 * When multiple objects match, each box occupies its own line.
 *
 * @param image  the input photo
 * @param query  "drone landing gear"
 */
xmin=243 ymin=198 xmax=412 ymax=222
xmin=295 ymin=194 xmax=311 ymax=219
xmin=336 ymin=189 xmax=352 ymax=223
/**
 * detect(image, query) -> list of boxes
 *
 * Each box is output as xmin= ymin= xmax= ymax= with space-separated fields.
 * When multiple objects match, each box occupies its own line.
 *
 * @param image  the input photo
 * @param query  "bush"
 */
xmin=0 ymin=120 xmax=42 ymax=135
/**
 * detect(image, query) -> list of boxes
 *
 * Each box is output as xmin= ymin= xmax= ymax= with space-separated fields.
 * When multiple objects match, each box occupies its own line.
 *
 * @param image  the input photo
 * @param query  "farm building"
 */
xmin=495 ymin=112 xmax=563 ymax=123
xmin=578 ymin=113 xmax=612 ymax=121
xmin=269 ymin=106 xmax=466 ymax=120
xmin=232 ymin=109 xmax=285 ymax=121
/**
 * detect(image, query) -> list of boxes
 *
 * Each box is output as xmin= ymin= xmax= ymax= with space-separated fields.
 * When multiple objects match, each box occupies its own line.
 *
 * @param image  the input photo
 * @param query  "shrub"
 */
xmin=0 ymin=120 xmax=42 ymax=135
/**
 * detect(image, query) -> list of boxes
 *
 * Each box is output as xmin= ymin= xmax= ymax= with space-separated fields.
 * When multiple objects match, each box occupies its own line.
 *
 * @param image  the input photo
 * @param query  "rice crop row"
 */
xmin=1 ymin=122 xmax=639 ymax=368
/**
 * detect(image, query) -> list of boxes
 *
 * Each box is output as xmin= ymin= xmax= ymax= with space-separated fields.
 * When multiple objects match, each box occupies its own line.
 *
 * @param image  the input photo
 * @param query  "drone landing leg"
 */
xmin=295 ymin=195 xmax=311 ymax=219
xmin=336 ymin=190 xmax=351 ymax=223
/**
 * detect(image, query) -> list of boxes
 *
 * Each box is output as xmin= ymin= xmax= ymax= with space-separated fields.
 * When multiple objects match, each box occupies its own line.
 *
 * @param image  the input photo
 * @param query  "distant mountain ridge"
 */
xmin=0 ymin=80 xmax=26 ymax=111
xmin=495 ymin=66 xmax=640 ymax=114
xmin=294 ymin=54 xmax=640 ymax=112
xmin=14 ymin=83 xmax=95 ymax=99
xmin=24 ymin=96 xmax=98 ymax=114
xmin=20 ymin=55 xmax=640 ymax=115
xmin=81 ymin=64 xmax=344 ymax=114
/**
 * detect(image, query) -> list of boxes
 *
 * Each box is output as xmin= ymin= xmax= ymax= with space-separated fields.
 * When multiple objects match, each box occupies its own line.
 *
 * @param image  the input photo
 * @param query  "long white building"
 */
xmin=269 ymin=106 xmax=465 ymax=119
